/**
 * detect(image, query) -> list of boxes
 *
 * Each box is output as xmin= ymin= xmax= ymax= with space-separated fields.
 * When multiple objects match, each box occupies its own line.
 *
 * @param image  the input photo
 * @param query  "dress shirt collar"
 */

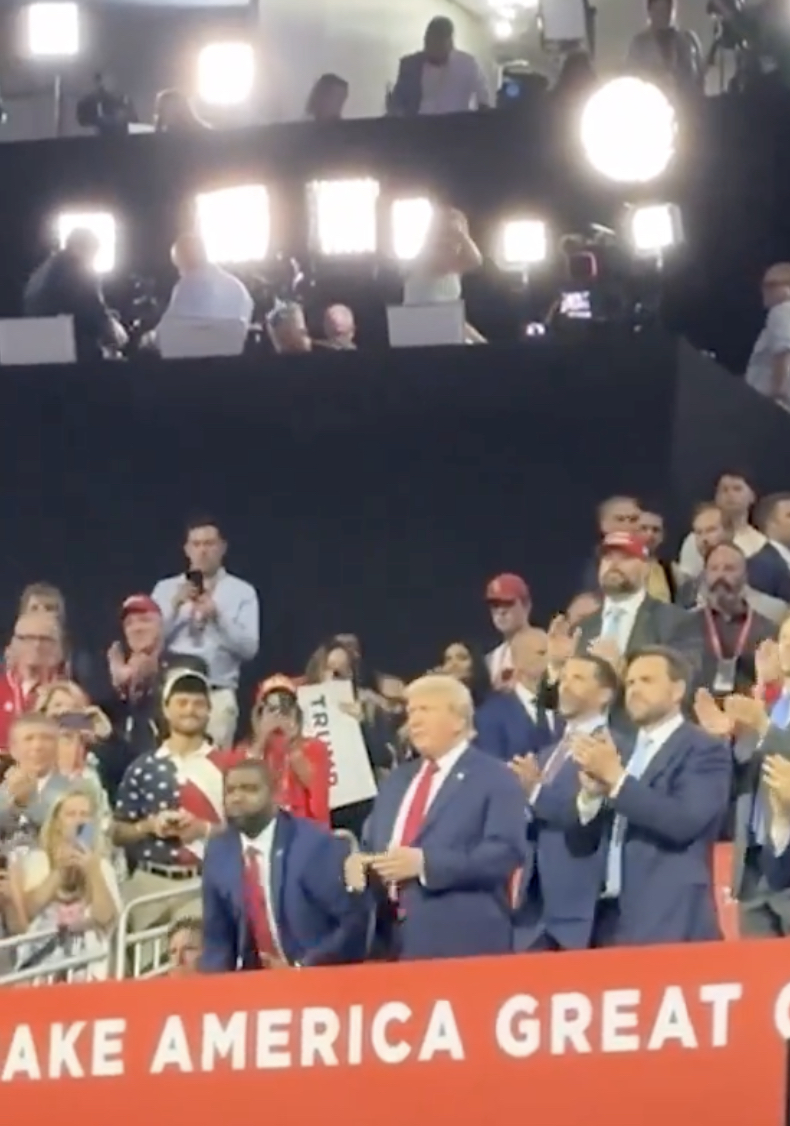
xmin=242 ymin=817 xmax=277 ymax=854
xmin=638 ymin=711 xmax=683 ymax=746
xmin=36 ymin=772 xmax=52 ymax=794
xmin=770 ymin=539 xmax=790 ymax=569
xmin=155 ymin=740 xmax=213 ymax=762
xmin=602 ymin=588 xmax=647 ymax=617
xmin=565 ymin=713 xmax=608 ymax=735
xmin=422 ymin=740 xmax=467 ymax=781
xmin=513 ymin=682 xmax=537 ymax=710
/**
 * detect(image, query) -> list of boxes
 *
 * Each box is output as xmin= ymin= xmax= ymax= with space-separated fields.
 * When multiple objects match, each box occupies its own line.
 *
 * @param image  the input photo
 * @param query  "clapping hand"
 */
xmin=546 ymin=615 xmax=580 ymax=671
xmin=694 ymin=688 xmax=734 ymax=739
xmin=587 ymin=637 xmax=623 ymax=673
xmin=369 ymin=847 xmax=424 ymax=883
xmin=755 ymin=639 xmax=782 ymax=687
xmin=763 ymin=755 xmax=790 ymax=820
xmin=723 ymin=693 xmax=770 ymax=737
xmin=569 ymin=730 xmax=624 ymax=792
xmin=509 ymin=753 xmax=542 ymax=796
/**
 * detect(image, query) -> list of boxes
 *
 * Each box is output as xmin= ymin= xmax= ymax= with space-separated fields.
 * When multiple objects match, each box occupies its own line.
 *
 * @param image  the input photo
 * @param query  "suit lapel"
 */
xmin=416 ymin=749 xmax=472 ymax=841
xmin=382 ymin=762 xmax=421 ymax=847
xmin=270 ymin=813 xmax=298 ymax=965
xmin=626 ymin=599 xmax=652 ymax=653
xmin=633 ymin=724 xmax=687 ymax=788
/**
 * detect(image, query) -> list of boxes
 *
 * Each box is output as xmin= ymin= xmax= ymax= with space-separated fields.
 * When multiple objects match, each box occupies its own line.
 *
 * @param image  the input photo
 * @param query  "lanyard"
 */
xmin=703 ymin=606 xmax=753 ymax=662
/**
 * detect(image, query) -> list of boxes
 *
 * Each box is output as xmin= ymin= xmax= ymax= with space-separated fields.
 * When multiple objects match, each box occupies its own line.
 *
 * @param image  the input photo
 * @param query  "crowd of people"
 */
xmin=1 ymin=470 xmax=790 ymax=983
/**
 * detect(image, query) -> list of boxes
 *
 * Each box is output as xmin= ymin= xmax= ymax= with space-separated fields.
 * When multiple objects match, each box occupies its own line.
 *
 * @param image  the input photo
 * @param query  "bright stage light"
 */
xmin=628 ymin=203 xmax=684 ymax=256
xmin=494 ymin=18 xmax=514 ymax=38
xmin=391 ymin=198 xmax=434 ymax=262
xmin=27 ymin=2 xmax=80 ymax=57
xmin=498 ymin=219 xmax=548 ymax=269
xmin=196 ymin=42 xmax=255 ymax=106
xmin=308 ymin=179 xmax=380 ymax=256
xmin=56 ymin=211 xmax=116 ymax=273
xmin=580 ymin=78 xmax=676 ymax=184
xmin=195 ymin=185 xmax=270 ymax=264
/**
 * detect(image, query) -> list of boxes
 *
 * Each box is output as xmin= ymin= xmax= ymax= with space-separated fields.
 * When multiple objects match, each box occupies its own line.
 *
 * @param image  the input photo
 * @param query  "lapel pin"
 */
xmin=456 ymin=772 xmax=465 ymax=781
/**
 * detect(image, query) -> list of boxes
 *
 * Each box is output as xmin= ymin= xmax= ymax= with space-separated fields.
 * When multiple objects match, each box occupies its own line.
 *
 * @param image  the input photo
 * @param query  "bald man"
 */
xmin=746 ymin=262 xmax=790 ymax=410
xmin=156 ymin=232 xmax=254 ymax=331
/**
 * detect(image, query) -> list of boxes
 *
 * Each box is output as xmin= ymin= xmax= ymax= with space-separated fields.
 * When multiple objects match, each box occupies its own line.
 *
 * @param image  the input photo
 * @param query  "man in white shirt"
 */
xmin=567 ymin=646 xmax=732 ymax=946
xmin=484 ymin=572 xmax=531 ymax=685
xmin=389 ymin=17 xmax=492 ymax=117
xmin=745 ymin=262 xmax=790 ymax=410
xmin=677 ymin=474 xmax=766 ymax=579
xmin=156 ymin=232 xmax=253 ymax=334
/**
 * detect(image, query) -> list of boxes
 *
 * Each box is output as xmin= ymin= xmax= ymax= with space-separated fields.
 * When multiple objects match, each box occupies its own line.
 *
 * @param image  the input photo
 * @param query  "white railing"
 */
xmin=0 ymin=929 xmax=110 ymax=986
xmin=114 ymin=885 xmax=199 ymax=980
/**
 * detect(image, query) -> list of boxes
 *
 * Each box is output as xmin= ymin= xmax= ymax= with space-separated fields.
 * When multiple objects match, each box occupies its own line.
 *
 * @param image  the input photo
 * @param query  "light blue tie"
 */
xmin=604 ymin=731 xmax=654 ymax=898
xmin=600 ymin=606 xmax=625 ymax=647
xmin=751 ymin=693 xmax=790 ymax=843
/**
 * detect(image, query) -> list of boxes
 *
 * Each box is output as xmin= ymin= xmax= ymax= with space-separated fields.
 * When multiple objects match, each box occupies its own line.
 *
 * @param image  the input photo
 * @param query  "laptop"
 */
xmin=157 ymin=317 xmax=249 ymax=360
xmin=0 ymin=316 xmax=76 ymax=365
xmin=386 ymin=302 xmax=466 ymax=348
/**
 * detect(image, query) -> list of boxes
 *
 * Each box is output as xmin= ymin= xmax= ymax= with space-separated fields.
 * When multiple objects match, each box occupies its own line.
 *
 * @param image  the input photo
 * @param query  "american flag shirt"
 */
xmin=114 ymin=741 xmax=226 ymax=868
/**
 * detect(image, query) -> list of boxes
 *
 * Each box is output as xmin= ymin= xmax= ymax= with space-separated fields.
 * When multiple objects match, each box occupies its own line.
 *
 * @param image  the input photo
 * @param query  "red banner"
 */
xmin=1 ymin=941 xmax=790 ymax=1124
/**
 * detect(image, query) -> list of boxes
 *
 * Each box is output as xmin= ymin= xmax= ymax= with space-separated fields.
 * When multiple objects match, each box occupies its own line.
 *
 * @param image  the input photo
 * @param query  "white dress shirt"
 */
xmin=770 ymin=539 xmax=790 ymax=570
xmin=389 ymin=741 xmax=468 ymax=847
xmin=159 ymin=264 xmax=254 ymax=326
xmin=242 ymin=819 xmax=286 ymax=961
xmin=513 ymin=682 xmax=539 ymax=723
xmin=577 ymin=712 xmax=684 ymax=824
xmin=677 ymin=525 xmax=767 ymax=578
xmin=600 ymin=589 xmax=647 ymax=652
xmin=746 ymin=299 xmax=790 ymax=409
xmin=419 ymin=50 xmax=491 ymax=114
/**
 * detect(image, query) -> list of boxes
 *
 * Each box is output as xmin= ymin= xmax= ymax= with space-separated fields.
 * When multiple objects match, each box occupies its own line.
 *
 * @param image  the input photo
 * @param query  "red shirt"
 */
xmin=0 ymin=672 xmax=39 ymax=753
xmin=228 ymin=735 xmax=331 ymax=827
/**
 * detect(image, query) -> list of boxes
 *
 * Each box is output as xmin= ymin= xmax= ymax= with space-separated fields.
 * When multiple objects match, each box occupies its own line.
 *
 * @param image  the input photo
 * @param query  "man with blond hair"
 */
xmin=346 ymin=673 xmax=525 ymax=960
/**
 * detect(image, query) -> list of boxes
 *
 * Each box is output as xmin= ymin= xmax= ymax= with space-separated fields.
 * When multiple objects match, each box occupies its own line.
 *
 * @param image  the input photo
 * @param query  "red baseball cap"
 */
xmin=120 ymin=594 xmax=161 ymax=619
xmin=255 ymin=674 xmax=297 ymax=705
xmin=598 ymin=532 xmax=650 ymax=560
xmin=485 ymin=573 xmax=530 ymax=603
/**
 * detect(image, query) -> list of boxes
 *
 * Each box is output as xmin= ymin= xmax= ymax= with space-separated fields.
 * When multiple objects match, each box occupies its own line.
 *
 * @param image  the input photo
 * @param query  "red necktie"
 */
xmin=398 ymin=762 xmax=439 ymax=846
xmin=243 ymin=846 xmax=278 ymax=963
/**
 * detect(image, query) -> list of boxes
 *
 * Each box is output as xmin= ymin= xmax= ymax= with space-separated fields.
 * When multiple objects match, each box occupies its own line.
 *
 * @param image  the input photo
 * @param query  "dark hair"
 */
xmin=324 ymin=636 xmax=376 ymax=693
xmin=754 ymin=491 xmax=790 ymax=531
xmin=691 ymin=500 xmax=721 ymax=521
xmin=714 ymin=470 xmax=753 ymax=491
xmin=568 ymin=653 xmax=620 ymax=697
xmin=184 ymin=515 xmax=224 ymax=539
xmin=305 ymin=73 xmax=349 ymax=118
xmin=443 ymin=640 xmax=492 ymax=708
xmin=625 ymin=645 xmax=691 ymax=686
xmin=426 ymin=16 xmax=454 ymax=37
xmin=226 ymin=757 xmax=273 ymax=785
xmin=596 ymin=495 xmax=640 ymax=521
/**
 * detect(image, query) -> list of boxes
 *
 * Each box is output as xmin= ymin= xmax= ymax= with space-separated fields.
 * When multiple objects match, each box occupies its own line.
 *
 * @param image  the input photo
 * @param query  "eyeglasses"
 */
xmin=13 ymin=633 xmax=57 ymax=645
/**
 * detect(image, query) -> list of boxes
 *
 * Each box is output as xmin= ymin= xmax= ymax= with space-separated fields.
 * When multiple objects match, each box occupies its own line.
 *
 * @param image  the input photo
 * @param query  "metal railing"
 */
xmin=0 ymin=929 xmax=110 ymax=986
xmin=114 ymin=884 xmax=200 ymax=981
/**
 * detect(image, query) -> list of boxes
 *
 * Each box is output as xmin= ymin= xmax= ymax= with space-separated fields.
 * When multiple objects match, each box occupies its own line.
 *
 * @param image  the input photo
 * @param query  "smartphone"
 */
xmin=559 ymin=290 xmax=592 ymax=320
xmin=185 ymin=570 xmax=204 ymax=594
xmin=75 ymin=822 xmax=96 ymax=850
xmin=58 ymin=713 xmax=93 ymax=733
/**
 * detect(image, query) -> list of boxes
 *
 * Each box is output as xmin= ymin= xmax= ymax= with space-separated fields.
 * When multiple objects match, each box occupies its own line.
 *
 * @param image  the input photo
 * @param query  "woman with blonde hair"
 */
xmin=9 ymin=785 xmax=121 ymax=980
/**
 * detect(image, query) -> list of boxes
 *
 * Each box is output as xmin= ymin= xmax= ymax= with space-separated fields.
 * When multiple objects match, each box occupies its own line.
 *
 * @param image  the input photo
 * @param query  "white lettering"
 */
xmin=418 ymin=1000 xmax=464 ymax=1061
xmin=495 ymin=994 xmax=539 ymax=1058
xmin=91 ymin=1019 xmax=126 ymax=1077
xmin=551 ymin=992 xmax=592 ymax=1055
xmin=647 ymin=986 xmax=697 ymax=1050
xmin=1 ymin=1025 xmax=40 ymax=1081
xmin=347 ymin=1004 xmax=363 ymax=1066
xmin=301 ymin=1007 xmax=340 ymax=1066
xmin=371 ymin=1002 xmax=411 ymax=1064
xmin=700 ymin=983 xmax=741 ymax=1047
xmin=149 ymin=1016 xmax=193 ymax=1074
xmin=255 ymin=1009 xmax=292 ymax=1069
xmin=49 ymin=1022 xmax=85 ymax=1078
xmin=202 ymin=1013 xmax=247 ymax=1072
xmin=601 ymin=990 xmax=640 ymax=1053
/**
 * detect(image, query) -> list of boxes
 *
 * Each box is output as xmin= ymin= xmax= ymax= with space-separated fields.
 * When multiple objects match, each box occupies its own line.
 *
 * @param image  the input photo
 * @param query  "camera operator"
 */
xmin=76 ymin=73 xmax=137 ymax=137
xmin=232 ymin=676 xmax=331 ymax=827
xmin=626 ymin=0 xmax=704 ymax=96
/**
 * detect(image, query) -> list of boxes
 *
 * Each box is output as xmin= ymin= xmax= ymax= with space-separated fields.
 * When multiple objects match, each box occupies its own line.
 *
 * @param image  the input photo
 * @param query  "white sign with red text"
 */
xmin=297 ymin=680 xmax=377 ymax=810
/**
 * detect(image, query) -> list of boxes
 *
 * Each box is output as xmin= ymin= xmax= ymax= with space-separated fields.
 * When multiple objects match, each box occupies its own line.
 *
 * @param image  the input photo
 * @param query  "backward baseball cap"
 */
xmin=162 ymin=668 xmax=211 ymax=706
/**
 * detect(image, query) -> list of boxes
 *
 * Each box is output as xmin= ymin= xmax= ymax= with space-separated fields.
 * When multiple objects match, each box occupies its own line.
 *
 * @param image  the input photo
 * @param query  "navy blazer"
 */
xmin=564 ymin=721 xmax=732 ymax=946
xmin=513 ymin=731 xmax=624 ymax=952
xmin=362 ymin=745 xmax=526 ymax=959
xmin=747 ymin=542 xmax=790 ymax=603
xmin=200 ymin=812 xmax=370 ymax=972
xmin=475 ymin=691 xmax=558 ymax=763
xmin=388 ymin=52 xmax=426 ymax=116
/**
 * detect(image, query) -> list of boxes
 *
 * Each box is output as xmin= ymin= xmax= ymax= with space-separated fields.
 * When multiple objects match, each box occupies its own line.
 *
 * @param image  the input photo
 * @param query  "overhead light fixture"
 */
xmin=27 ymin=2 xmax=80 ymax=57
xmin=196 ymin=42 xmax=255 ymax=106
xmin=498 ymin=218 xmax=549 ymax=270
xmin=307 ymin=179 xmax=380 ymax=256
xmin=391 ymin=198 xmax=434 ymax=261
xmin=493 ymin=18 xmax=514 ymax=38
xmin=55 ymin=211 xmax=116 ymax=273
xmin=580 ymin=78 xmax=677 ymax=184
xmin=195 ymin=185 xmax=270 ymax=264
xmin=627 ymin=203 xmax=684 ymax=257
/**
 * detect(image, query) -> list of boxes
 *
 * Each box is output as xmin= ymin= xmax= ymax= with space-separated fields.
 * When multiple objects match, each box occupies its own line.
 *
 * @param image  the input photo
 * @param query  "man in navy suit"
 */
xmin=346 ymin=674 xmax=526 ymax=960
xmin=510 ymin=654 xmax=619 ymax=952
xmin=199 ymin=759 xmax=369 ymax=972
xmin=566 ymin=645 xmax=731 ymax=946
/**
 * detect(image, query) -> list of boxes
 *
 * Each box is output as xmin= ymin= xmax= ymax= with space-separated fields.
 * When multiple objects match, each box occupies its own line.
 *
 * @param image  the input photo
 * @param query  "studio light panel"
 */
xmin=500 ymin=219 xmax=548 ymax=268
xmin=197 ymin=42 xmax=255 ymax=107
xmin=56 ymin=211 xmax=116 ymax=273
xmin=195 ymin=185 xmax=270 ymax=264
xmin=27 ymin=2 xmax=80 ymax=58
xmin=629 ymin=203 xmax=683 ymax=255
xmin=308 ymin=179 xmax=380 ymax=256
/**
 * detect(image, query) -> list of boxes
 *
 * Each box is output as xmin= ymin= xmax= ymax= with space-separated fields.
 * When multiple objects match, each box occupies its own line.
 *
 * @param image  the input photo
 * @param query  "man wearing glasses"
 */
xmin=0 ymin=612 xmax=63 ymax=754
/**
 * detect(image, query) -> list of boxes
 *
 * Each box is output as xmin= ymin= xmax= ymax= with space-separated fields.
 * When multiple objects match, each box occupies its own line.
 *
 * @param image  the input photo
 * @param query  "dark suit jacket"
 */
xmin=564 ymin=721 xmax=732 ymax=945
xmin=200 ymin=812 xmax=370 ymax=972
xmin=388 ymin=52 xmax=427 ymax=116
xmin=686 ymin=606 xmax=777 ymax=696
xmin=362 ymin=745 xmax=526 ymax=959
xmin=475 ymin=691 xmax=558 ymax=763
xmin=732 ymin=721 xmax=790 ymax=896
xmin=747 ymin=543 xmax=790 ymax=603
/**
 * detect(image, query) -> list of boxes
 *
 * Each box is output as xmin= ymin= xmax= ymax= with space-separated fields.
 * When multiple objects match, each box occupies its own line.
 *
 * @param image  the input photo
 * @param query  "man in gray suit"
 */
xmin=0 ymin=714 xmax=72 ymax=842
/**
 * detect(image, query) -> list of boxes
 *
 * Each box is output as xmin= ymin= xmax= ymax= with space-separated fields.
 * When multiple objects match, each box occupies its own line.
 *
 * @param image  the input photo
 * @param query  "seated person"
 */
xmin=154 ymin=89 xmax=208 ymax=132
xmin=319 ymin=304 xmax=356 ymax=350
xmin=152 ymin=233 xmax=254 ymax=341
xmin=9 ymin=785 xmax=121 ymax=981
xmin=23 ymin=228 xmax=127 ymax=361
xmin=267 ymin=302 xmax=312 ymax=354
xmin=305 ymin=73 xmax=349 ymax=122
